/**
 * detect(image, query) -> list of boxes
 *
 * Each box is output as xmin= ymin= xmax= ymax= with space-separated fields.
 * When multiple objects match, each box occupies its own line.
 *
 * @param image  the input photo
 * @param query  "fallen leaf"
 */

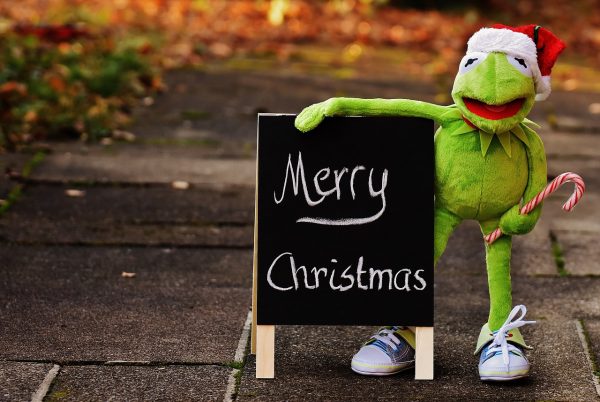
xmin=588 ymin=103 xmax=600 ymax=115
xmin=24 ymin=110 xmax=38 ymax=123
xmin=112 ymin=130 xmax=136 ymax=142
xmin=0 ymin=81 xmax=27 ymax=96
xmin=172 ymin=180 xmax=190 ymax=190
xmin=65 ymin=189 xmax=85 ymax=197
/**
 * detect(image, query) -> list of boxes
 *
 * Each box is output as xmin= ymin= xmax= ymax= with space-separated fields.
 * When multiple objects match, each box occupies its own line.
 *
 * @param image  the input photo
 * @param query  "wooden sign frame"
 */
xmin=251 ymin=114 xmax=434 ymax=380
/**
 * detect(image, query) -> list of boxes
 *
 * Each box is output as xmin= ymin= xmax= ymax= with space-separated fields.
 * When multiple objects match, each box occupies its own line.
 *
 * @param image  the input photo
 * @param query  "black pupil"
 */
xmin=464 ymin=58 xmax=478 ymax=67
xmin=515 ymin=58 xmax=527 ymax=68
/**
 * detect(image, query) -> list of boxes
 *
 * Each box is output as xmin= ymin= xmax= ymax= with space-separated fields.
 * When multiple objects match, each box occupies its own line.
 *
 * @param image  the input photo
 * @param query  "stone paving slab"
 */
xmin=548 ymin=157 xmax=600 ymax=189
xmin=543 ymin=131 xmax=600 ymax=159
xmin=511 ymin=218 xmax=558 ymax=277
xmin=32 ymin=151 xmax=255 ymax=186
xmin=583 ymin=320 xmax=600 ymax=376
xmin=555 ymin=231 xmax=600 ymax=276
xmin=530 ymin=91 xmax=600 ymax=131
xmin=546 ymin=192 xmax=600 ymax=233
xmin=0 ymin=244 xmax=252 ymax=362
xmin=0 ymin=244 xmax=253 ymax=288
xmin=0 ymin=185 xmax=254 ymax=246
xmin=543 ymin=192 xmax=600 ymax=276
xmin=3 ymin=184 xmax=254 ymax=223
xmin=0 ymin=361 xmax=53 ymax=402
xmin=131 ymin=70 xmax=600 ymax=141
xmin=432 ymin=271 xmax=600 ymax=334
xmin=0 ymin=220 xmax=253 ymax=247
xmin=437 ymin=219 xmax=557 ymax=278
xmin=46 ymin=365 xmax=230 ymax=402
xmin=50 ymin=141 xmax=257 ymax=159
xmin=239 ymin=275 xmax=600 ymax=401
xmin=131 ymin=70 xmax=439 ymax=140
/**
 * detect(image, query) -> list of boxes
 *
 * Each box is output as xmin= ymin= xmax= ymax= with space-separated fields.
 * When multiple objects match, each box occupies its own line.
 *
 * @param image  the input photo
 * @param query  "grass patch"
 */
xmin=0 ymin=185 xmax=23 ymax=216
xmin=226 ymin=319 xmax=252 ymax=400
xmin=549 ymin=231 xmax=569 ymax=277
xmin=47 ymin=389 xmax=69 ymax=401
xmin=225 ymin=360 xmax=244 ymax=370
xmin=578 ymin=319 xmax=600 ymax=378
xmin=0 ymin=150 xmax=46 ymax=217
xmin=233 ymin=368 xmax=243 ymax=390
xmin=22 ymin=151 xmax=46 ymax=177
xmin=180 ymin=110 xmax=211 ymax=120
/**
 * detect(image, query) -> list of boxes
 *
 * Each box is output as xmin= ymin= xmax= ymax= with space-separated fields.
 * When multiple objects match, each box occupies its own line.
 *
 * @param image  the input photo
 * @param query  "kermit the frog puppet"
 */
xmin=294 ymin=24 xmax=566 ymax=381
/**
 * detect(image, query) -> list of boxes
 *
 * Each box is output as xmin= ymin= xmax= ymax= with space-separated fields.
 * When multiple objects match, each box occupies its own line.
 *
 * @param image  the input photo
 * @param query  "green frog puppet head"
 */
xmin=452 ymin=24 xmax=565 ymax=134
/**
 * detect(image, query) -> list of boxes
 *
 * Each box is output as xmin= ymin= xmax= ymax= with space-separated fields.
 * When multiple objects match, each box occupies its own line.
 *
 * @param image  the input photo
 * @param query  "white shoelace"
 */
xmin=486 ymin=305 xmax=535 ymax=371
xmin=372 ymin=328 xmax=402 ymax=351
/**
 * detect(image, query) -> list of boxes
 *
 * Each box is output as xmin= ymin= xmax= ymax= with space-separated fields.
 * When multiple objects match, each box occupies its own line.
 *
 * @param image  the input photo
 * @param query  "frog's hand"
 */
xmin=499 ymin=204 xmax=538 ymax=235
xmin=295 ymin=100 xmax=330 ymax=132
xmin=295 ymin=97 xmax=448 ymax=132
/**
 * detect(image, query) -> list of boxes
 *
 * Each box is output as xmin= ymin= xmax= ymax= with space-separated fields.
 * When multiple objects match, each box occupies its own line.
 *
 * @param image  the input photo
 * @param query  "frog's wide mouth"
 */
xmin=463 ymin=98 xmax=525 ymax=120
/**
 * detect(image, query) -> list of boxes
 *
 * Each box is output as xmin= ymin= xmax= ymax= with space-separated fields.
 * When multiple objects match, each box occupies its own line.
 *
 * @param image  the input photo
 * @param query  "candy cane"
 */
xmin=484 ymin=172 xmax=585 ymax=244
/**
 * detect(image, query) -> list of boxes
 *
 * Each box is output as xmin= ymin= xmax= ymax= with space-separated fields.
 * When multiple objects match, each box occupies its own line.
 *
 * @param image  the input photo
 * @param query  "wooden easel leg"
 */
xmin=414 ymin=326 xmax=434 ymax=380
xmin=251 ymin=261 xmax=257 ymax=354
xmin=256 ymin=325 xmax=275 ymax=378
xmin=251 ymin=175 xmax=259 ymax=355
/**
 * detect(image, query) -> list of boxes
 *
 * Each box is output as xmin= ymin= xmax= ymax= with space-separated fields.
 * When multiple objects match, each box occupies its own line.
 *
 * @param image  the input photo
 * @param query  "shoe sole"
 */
xmin=351 ymin=362 xmax=414 ymax=376
xmin=480 ymin=374 xmax=529 ymax=382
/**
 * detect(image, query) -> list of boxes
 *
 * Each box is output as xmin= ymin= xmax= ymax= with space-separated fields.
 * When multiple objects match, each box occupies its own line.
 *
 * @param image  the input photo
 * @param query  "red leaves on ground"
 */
xmin=0 ymin=82 xmax=27 ymax=97
xmin=14 ymin=24 xmax=89 ymax=43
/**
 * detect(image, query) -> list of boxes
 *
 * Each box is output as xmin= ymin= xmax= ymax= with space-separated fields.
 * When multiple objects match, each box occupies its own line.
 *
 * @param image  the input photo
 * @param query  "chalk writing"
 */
xmin=267 ymin=251 xmax=427 ymax=292
xmin=273 ymin=152 xmax=388 ymax=225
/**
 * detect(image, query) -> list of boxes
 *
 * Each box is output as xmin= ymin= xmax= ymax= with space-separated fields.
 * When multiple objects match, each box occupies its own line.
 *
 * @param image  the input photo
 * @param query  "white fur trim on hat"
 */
xmin=536 ymin=75 xmax=551 ymax=101
xmin=467 ymin=28 xmax=550 ymax=101
xmin=467 ymin=28 xmax=537 ymax=61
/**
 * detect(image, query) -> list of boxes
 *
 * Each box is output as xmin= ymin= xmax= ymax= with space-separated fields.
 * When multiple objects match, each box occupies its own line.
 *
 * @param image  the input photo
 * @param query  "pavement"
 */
xmin=1 ymin=69 xmax=599 ymax=401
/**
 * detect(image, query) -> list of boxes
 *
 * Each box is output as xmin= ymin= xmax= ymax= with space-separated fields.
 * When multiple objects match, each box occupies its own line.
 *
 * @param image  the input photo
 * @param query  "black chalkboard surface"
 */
xmin=256 ymin=114 xmax=433 ymax=326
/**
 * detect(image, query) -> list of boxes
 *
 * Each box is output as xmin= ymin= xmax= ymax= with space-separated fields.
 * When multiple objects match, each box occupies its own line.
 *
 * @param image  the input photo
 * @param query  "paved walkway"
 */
xmin=1 ymin=70 xmax=599 ymax=401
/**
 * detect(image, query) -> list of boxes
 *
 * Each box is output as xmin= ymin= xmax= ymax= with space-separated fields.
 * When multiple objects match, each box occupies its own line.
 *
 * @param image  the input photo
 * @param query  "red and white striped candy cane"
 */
xmin=484 ymin=172 xmax=585 ymax=244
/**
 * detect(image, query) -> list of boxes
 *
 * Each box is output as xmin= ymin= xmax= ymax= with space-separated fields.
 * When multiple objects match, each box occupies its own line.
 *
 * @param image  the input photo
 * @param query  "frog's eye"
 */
xmin=458 ymin=52 xmax=488 ymax=74
xmin=507 ymin=55 xmax=533 ymax=77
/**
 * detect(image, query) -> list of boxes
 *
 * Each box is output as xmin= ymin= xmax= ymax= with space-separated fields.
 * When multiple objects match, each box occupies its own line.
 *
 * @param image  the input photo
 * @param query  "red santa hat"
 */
xmin=466 ymin=24 xmax=566 ymax=101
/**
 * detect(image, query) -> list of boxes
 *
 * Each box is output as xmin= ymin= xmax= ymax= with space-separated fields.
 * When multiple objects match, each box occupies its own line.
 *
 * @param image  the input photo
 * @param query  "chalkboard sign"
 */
xmin=256 ymin=114 xmax=433 ymax=326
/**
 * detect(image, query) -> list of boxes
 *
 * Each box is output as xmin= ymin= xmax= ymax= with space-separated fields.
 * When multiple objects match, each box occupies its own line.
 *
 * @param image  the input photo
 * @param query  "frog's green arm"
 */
xmin=522 ymin=126 xmax=548 ymax=216
xmin=498 ymin=125 xmax=547 ymax=235
xmin=327 ymin=98 xmax=447 ymax=123
xmin=295 ymin=97 xmax=448 ymax=132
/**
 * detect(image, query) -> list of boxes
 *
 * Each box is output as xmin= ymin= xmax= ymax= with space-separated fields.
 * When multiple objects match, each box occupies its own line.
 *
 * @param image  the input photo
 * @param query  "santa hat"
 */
xmin=467 ymin=24 xmax=566 ymax=101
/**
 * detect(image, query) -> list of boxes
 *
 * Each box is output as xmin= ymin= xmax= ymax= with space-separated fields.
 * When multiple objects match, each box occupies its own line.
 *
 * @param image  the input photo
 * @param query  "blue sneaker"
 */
xmin=479 ymin=341 xmax=530 ymax=381
xmin=478 ymin=305 xmax=535 ymax=381
xmin=351 ymin=326 xmax=415 ymax=376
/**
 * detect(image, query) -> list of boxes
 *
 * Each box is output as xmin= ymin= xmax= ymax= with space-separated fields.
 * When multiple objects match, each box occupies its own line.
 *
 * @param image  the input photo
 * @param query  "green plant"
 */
xmin=0 ymin=24 xmax=161 ymax=150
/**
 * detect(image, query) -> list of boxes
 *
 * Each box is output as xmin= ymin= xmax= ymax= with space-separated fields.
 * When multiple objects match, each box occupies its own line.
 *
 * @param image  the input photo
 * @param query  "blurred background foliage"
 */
xmin=0 ymin=27 xmax=160 ymax=150
xmin=0 ymin=0 xmax=599 ymax=150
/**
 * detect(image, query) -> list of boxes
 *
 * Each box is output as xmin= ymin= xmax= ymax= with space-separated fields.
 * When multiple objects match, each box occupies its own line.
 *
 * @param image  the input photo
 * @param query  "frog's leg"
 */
xmin=403 ymin=208 xmax=458 ymax=337
xmin=434 ymin=207 xmax=462 ymax=266
xmin=479 ymin=219 xmax=513 ymax=331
